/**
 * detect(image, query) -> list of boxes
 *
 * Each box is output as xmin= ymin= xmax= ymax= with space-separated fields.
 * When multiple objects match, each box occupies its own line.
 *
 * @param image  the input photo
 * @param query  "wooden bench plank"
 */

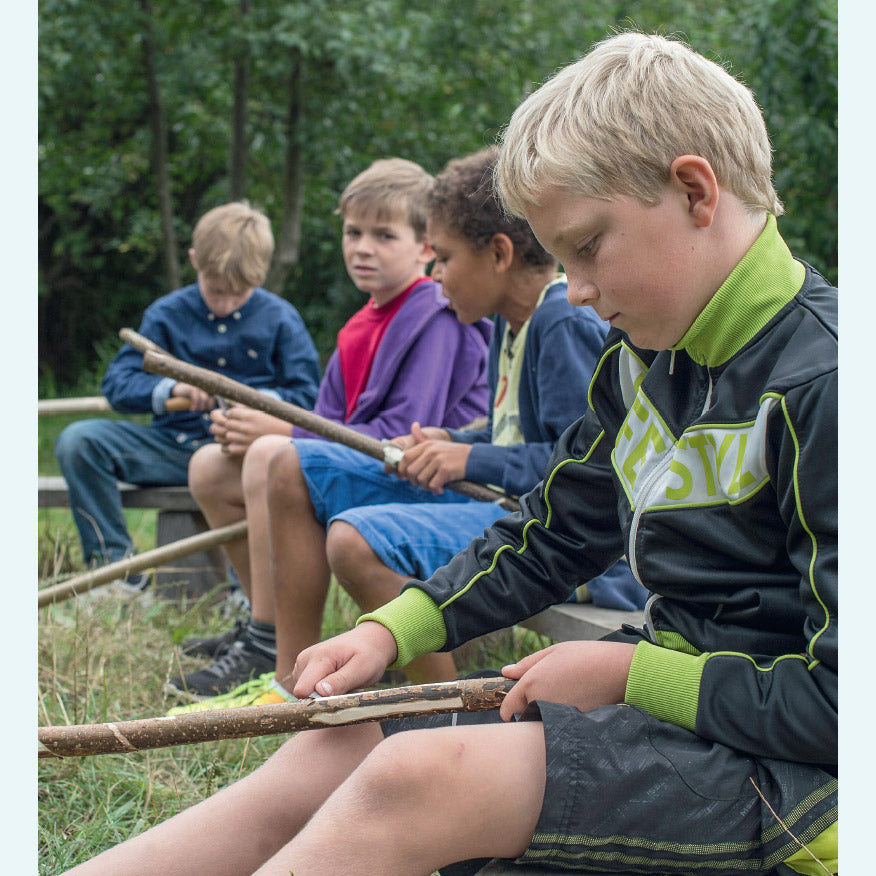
xmin=38 ymin=475 xmax=201 ymax=512
xmin=518 ymin=602 xmax=644 ymax=642
xmin=38 ymin=475 xmax=228 ymax=597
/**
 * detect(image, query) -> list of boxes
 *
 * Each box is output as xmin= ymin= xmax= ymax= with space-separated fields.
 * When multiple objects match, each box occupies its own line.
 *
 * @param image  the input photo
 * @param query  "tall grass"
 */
xmin=38 ymin=570 xmax=546 ymax=872
xmin=38 ymin=488 xmax=548 ymax=865
xmin=37 ymin=414 xmax=550 ymax=871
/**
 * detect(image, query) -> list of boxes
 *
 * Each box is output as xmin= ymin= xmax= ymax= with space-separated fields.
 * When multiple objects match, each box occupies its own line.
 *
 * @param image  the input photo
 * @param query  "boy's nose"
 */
xmin=566 ymin=277 xmax=598 ymax=307
xmin=431 ymin=262 xmax=444 ymax=283
xmin=354 ymin=235 xmax=375 ymax=254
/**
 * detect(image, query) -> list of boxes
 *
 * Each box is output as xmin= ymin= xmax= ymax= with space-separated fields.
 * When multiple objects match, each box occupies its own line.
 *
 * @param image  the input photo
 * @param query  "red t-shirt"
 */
xmin=336 ymin=279 xmax=424 ymax=421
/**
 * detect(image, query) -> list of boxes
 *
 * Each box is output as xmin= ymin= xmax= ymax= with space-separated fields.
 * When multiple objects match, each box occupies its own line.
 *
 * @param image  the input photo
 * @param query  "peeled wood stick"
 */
xmin=141 ymin=348 xmax=520 ymax=512
xmin=38 ymin=396 xmax=190 ymax=415
xmin=38 ymin=520 xmax=248 ymax=608
xmin=38 ymin=677 xmax=514 ymax=758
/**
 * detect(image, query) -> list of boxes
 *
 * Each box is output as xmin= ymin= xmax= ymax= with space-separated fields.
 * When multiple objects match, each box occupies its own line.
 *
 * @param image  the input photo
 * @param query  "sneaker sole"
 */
xmin=163 ymin=680 xmax=214 ymax=703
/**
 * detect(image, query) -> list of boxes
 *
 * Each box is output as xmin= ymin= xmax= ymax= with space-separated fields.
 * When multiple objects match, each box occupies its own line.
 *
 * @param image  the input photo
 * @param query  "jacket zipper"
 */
xmin=627 ymin=367 xmax=713 ymax=581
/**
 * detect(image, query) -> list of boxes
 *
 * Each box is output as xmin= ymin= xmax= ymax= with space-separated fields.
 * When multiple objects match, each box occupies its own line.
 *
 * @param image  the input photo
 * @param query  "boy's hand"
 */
xmin=388 ymin=421 xmax=452 ymax=452
xmin=210 ymin=405 xmax=292 ymax=457
xmin=394 ymin=421 xmax=470 ymax=491
xmin=498 ymin=641 xmax=636 ymax=722
xmin=290 ymin=621 xmax=398 ymax=699
xmin=171 ymin=382 xmax=215 ymax=411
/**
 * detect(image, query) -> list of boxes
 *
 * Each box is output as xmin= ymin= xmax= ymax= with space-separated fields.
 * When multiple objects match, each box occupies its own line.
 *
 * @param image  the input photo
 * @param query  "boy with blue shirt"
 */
xmin=66 ymin=33 xmax=836 ymax=876
xmin=55 ymin=201 xmax=320 ymax=593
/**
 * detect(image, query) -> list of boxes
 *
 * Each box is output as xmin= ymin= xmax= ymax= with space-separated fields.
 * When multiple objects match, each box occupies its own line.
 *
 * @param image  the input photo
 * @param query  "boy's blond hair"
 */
xmin=337 ymin=158 xmax=433 ymax=239
xmin=497 ymin=32 xmax=782 ymax=218
xmin=191 ymin=201 xmax=274 ymax=295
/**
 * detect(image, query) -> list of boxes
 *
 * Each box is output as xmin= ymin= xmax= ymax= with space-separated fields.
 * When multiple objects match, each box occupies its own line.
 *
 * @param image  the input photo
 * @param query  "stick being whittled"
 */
xmin=38 ymin=677 xmax=513 ymax=759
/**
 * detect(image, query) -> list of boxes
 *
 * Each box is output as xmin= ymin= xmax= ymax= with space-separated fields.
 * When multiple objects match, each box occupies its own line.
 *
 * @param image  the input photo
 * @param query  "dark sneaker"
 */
xmin=180 ymin=618 xmax=247 ymax=658
xmin=165 ymin=640 xmax=275 ymax=701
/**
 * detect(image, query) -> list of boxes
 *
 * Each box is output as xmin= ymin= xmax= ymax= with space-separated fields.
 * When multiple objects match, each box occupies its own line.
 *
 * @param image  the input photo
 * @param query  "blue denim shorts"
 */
xmin=295 ymin=439 xmax=509 ymax=579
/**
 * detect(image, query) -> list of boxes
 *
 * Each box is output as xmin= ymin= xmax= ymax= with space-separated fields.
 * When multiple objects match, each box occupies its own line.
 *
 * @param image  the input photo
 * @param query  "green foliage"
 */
xmin=39 ymin=0 xmax=837 ymax=389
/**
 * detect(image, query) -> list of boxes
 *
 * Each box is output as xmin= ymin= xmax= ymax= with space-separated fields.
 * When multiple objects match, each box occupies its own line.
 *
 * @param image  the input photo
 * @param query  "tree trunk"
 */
xmin=139 ymin=0 xmax=180 ymax=289
xmin=264 ymin=49 xmax=304 ymax=294
xmin=229 ymin=0 xmax=250 ymax=200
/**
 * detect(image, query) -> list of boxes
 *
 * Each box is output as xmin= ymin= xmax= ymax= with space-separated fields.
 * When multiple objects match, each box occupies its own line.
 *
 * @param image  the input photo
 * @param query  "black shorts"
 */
xmin=381 ymin=675 xmax=836 ymax=874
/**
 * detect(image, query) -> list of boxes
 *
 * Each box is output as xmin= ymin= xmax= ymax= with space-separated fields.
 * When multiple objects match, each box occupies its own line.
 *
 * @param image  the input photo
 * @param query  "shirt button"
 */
xmin=233 ymin=312 xmax=241 ymax=320
xmin=207 ymin=313 xmax=215 ymax=321
xmin=217 ymin=357 xmax=227 ymax=367
xmin=217 ymin=324 xmax=227 ymax=333
xmin=248 ymin=349 xmax=258 ymax=359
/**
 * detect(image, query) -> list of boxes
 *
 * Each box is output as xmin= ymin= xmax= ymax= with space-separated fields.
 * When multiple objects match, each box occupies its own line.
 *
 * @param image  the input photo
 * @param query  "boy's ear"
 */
xmin=416 ymin=237 xmax=436 ymax=265
xmin=669 ymin=156 xmax=719 ymax=228
xmin=488 ymin=233 xmax=515 ymax=273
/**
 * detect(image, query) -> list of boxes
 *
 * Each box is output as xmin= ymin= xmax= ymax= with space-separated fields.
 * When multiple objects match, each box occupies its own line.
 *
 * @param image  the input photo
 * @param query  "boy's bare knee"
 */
xmin=355 ymin=730 xmax=457 ymax=813
xmin=266 ymin=443 xmax=312 ymax=508
xmin=188 ymin=443 xmax=228 ymax=499
xmin=241 ymin=434 xmax=289 ymax=495
xmin=326 ymin=521 xmax=373 ymax=580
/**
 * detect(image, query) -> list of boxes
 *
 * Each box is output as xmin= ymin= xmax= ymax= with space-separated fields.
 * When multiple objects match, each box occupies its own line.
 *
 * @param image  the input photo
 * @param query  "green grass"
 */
xmin=37 ymin=574 xmax=548 ymax=872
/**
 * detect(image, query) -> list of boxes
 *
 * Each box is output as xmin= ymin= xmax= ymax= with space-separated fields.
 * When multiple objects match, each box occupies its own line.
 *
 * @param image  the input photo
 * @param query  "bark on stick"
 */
xmin=38 ymin=677 xmax=514 ymax=758
xmin=38 ymin=520 xmax=248 ymax=608
xmin=140 ymin=348 xmax=519 ymax=511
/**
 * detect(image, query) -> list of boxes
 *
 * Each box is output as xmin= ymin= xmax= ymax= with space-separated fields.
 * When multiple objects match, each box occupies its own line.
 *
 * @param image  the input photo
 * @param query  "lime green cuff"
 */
xmin=624 ymin=641 xmax=707 ymax=731
xmin=357 ymin=587 xmax=447 ymax=670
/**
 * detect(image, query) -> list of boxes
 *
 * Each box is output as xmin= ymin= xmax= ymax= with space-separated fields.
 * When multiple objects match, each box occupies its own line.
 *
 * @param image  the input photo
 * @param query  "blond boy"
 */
xmin=55 ymin=202 xmax=320 ymax=592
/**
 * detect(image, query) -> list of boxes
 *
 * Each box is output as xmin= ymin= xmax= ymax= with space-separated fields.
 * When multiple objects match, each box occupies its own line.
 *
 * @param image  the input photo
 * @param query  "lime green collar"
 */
xmin=673 ymin=215 xmax=805 ymax=366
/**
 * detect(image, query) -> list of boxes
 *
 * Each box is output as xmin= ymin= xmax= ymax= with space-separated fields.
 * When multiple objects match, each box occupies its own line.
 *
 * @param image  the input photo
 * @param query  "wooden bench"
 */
xmin=38 ymin=475 xmax=229 ymax=597
xmin=518 ymin=601 xmax=643 ymax=643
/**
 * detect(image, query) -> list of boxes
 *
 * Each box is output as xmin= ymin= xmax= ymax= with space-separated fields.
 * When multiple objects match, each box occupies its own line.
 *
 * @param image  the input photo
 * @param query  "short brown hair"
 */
xmin=337 ymin=158 xmax=433 ymax=238
xmin=191 ymin=201 xmax=274 ymax=294
xmin=428 ymin=147 xmax=555 ymax=268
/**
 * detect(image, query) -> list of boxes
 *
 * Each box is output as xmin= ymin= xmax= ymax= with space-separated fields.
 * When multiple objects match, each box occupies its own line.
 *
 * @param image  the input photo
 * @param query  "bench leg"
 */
xmin=153 ymin=509 xmax=228 ymax=599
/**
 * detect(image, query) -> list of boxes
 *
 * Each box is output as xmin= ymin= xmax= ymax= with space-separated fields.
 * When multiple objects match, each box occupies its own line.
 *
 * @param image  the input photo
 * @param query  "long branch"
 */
xmin=38 ymin=520 xmax=248 ymax=608
xmin=138 ymin=346 xmax=519 ymax=511
xmin=38 ymin=677 xmax=513 ymax=758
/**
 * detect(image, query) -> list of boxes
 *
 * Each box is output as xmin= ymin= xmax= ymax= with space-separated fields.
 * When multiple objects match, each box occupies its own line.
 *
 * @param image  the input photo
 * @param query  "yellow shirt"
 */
xmin=491 ymin=285 xmax=550 ymax=447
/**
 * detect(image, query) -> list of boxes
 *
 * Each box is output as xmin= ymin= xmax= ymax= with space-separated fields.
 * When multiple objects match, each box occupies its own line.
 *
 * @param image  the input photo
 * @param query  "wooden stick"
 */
xmin=38 ymin=520 xmax=248 ymax=608
xmin=38 ymin=677 xmax=513 ymax=758
xmin=141 ymin=349 xmax=520 ymax=511
xmin=38 ymin=395 xmax=190 ymax=415
xmin=38 ymin=397 xmax=112 ymax=415
xmin=118 ymin=327 xmax=171 ymax=356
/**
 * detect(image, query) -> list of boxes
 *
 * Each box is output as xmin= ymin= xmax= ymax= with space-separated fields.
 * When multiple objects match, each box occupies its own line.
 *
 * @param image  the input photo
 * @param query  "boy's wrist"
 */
xmin=357 ymin=587 xmax=447 ymax=669
xmin=151 ymin=377 xmax=176 ymax=414
xmin=624 ymin=641 xmax=706 ymax=732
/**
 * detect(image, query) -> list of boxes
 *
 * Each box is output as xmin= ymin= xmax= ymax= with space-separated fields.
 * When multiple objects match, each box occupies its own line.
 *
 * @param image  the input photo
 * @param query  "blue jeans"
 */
xmin=54 ymin=419 xmax=209 ymax=564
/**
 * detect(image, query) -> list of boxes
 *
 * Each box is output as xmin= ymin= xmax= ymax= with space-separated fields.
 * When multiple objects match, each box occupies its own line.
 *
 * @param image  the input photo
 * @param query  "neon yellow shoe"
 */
xmin=165 ymin=672 xmax=291 ymax=715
